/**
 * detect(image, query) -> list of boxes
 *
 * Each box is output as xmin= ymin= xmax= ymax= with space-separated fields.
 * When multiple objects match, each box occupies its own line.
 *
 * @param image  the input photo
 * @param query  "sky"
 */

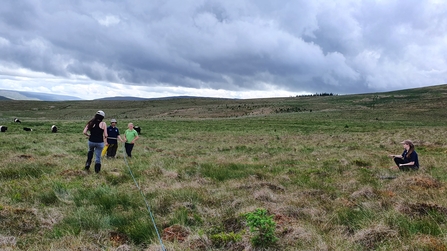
xmin=0 ymin=0 xmax=446 ymax=100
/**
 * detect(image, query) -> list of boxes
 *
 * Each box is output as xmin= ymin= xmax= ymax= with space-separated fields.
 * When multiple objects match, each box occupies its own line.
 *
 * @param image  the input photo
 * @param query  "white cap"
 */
xmin=96 ymin=110 xmax=105 ymax=117
xmin=111 ymin=119 xmax=117 ymax=123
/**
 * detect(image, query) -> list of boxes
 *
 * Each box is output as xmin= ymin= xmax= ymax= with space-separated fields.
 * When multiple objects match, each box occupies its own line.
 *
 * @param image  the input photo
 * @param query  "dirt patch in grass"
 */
xmin=405 ymin=175 xmax=442 ymax=189
xmin=60 ymin=169 xmax=87 ymax=177
xmin=17 ymin=154 xmax=33 ymax=159
xmin=412 ymin=235 xmax=447 ymax=251
xmin=110 ymin=231 xmax=129 ymax=247
xmin=162 ymin=225 xmax=189 ymax=243
xmin=237 ymin=181 xmax=285 ymax=192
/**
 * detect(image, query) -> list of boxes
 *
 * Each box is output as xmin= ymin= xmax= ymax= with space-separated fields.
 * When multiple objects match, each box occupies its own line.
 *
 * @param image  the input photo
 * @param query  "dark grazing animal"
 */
xmin=14 ymin=118 xmax=21 ymax=123
xmin=134 ymin=126 xmax=141 ymax=134
xmin=0 ymin=126 xmax=7 ymax=132
xmin=23 ymin=127 xmax=32 ymax=131
xmin=51 ymin=125 xmax=58 ymax=133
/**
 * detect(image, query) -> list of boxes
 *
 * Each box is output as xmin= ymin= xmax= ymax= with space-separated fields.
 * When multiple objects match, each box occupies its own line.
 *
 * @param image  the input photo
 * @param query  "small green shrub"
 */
xmin=245 ymin=208 xmax=278 ymax=247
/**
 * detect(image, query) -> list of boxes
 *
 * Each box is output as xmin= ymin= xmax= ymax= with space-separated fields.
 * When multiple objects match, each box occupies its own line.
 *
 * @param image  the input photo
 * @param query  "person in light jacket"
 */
xmin=122 ymin=122 xmax=139 ymax=157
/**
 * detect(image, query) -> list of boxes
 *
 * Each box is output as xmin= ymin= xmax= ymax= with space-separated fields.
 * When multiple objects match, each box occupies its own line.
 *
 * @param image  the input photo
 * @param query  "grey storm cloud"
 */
xmin=0 ymin=0 xmax=446 ymax=95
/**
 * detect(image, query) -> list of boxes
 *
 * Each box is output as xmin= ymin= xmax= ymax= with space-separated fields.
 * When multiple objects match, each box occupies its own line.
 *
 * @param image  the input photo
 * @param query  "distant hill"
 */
xmin=0 ymin=90 xmax=82 ymax=101
xmin=95 ymin=96 xmax=234 ymax=101
xmin=95 ymin=96 xmax=151 ymax=101
xmin=0 ymin=95 xmax=13 ymax=101
xmin=0 ymin=89 xmax=233 ymax=101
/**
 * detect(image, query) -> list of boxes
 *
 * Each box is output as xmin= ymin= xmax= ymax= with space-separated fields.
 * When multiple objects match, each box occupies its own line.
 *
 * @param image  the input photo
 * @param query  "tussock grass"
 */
xmin=1 ymin=85 xmax=447 ymax=249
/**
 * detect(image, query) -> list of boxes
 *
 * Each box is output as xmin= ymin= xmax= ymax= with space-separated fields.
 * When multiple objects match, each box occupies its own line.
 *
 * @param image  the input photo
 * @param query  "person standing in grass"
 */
xmin=83 ymin=110 xmax=108 ymax=173
xmin=106 ymin=119 xmax=123 ymax=158
xmin=123 ymin=122 xmax=139 ymax=157
xmin=389 ymin=139 xmax=419 ymax=171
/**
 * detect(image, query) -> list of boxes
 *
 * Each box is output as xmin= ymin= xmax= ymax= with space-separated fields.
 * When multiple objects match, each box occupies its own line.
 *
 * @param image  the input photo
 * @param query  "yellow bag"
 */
xmin=101 ymin=144 xmax=109 ymax=157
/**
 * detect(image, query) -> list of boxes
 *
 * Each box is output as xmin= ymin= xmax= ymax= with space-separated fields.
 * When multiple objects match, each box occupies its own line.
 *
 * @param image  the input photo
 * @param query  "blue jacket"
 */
xmin=402 ymin=150 xmax=419 ymax=167
xmin=107 ymin=126 xmax=120 ymax=144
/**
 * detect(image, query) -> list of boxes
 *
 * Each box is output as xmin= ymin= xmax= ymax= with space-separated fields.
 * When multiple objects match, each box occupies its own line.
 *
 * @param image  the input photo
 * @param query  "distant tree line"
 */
xmin=297 ymin=93 xmax=337 ymax=97
xmin=275 ymin=107 xmax=311 ymax=113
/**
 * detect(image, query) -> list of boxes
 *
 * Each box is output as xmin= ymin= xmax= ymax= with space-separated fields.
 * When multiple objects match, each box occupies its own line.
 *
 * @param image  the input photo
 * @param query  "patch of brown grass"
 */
xmin=412 ymin=235 xmax=447 ymax=251
xmin=349 ymin=186 xmax=377 ymax=200
xmin=0 ymin=235 xmax=16 ymax=249
xmin=0 ymin=206 xmax=39 ymax=235
xmin=253 ymin=188 xmax=277 ymax=202
xmin=110 ymin=231 xmax=129 ymax=247
xmin=60 ymin=169 xmax=87 ymax=177
xmin=17 ymin=154 xmax=33 ymax=159
xmin=353 ymin=224 xmax=397 ymax=249
xmin=396 ymin=202 xmax=447 ymax=217
xmin=406 ymin=175 xmax=442 ymax=189
xmin=162 ymin=224 xmax=189 ymax=243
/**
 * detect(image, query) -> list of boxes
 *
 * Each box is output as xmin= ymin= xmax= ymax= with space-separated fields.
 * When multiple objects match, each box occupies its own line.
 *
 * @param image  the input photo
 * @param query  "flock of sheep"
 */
xmin=0 ymin=118 xmax=57 ymax=133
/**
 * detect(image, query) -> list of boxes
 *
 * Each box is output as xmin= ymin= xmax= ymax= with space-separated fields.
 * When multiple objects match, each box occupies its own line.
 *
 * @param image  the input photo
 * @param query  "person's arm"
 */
xmin=399 ymin=161 xmax=415 ymax=167
xmin=83 ymin=125 xmax=90 ymax=137
xmin=400 ymin=152 xmax=417 ymax=167
xmin=131 ymin=132 xmax=139 ymax=144
xmin=122 ymin=130 xmax=127 ymax=143
xmin=391 ymin=151 xmax=406 ymax=158
xmin=101 ymin=122 xmax=108 ymax=143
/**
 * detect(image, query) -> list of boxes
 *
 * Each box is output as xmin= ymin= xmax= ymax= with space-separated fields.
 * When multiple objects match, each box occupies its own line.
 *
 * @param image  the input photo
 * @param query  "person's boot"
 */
xmin=85 ymin=151 xmax=94 ymax=170
xmin=85 ymin=162 xmax=90 ymax=171
xmin=95 ymin=163 xmax=101 ymax=173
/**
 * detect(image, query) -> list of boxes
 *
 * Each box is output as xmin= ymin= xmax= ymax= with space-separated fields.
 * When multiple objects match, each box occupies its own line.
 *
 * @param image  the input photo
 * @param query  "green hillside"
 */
xmin=0 ymin=85 xmax=446 ymax=250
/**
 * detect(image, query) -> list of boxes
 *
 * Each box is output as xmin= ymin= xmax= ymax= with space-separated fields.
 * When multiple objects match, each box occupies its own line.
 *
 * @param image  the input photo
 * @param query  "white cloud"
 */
xmin=93 ymin=13 xmax=121 ymax=27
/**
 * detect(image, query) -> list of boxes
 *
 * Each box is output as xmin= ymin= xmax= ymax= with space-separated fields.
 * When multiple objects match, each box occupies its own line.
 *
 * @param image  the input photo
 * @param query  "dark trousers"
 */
xmin=106 ymin=143 xmax=118 ymax=157
xmin=393 ymin=157 xmax=418 ymax=171
xmin=125 ymin=143 xmax=134 ymax=157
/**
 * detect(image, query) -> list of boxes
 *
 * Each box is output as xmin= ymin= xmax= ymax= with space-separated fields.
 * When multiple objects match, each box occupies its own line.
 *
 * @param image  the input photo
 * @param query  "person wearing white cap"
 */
xmin=106 ymin=119 xmax=123 ymax=158
xmin=83 ymin=110 xmax=108 ymax=173
xmin=389 ymin=139 xmax=419 ymax=171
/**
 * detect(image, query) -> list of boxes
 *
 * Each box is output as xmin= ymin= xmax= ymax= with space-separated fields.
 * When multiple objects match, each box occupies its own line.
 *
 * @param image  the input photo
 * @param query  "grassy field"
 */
xmin=1 ymin=85 xmax=447 ymax=250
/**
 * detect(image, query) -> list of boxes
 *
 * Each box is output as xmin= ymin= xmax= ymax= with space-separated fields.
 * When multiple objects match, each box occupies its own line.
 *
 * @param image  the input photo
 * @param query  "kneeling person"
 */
xmin=389 ymin=140 xmax=419 ymax=171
